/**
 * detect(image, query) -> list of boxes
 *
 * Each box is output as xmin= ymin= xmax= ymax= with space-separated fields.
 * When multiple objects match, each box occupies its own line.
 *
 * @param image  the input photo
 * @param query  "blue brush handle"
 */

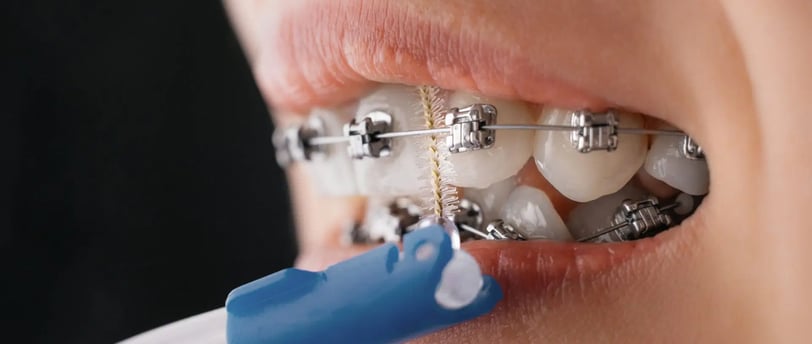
xmin=225 ymin=225 xmax=502 ymax=344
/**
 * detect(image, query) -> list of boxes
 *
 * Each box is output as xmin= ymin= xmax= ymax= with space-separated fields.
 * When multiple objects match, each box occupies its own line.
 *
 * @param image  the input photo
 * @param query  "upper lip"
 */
xmin=251 ymin=0 xmax=641 ymax=114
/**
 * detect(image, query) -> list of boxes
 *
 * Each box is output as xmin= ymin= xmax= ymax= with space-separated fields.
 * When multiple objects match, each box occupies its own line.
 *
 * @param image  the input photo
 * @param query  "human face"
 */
xmin=224 ymin=1 xmax=812 ymax=342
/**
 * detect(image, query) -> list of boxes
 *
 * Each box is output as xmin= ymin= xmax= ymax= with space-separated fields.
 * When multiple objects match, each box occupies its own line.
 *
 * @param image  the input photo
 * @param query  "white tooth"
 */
xmin=446 ymin=92 xmax=534 ymax=188
xmin=351 ymin=84 xmax=435 ymax=195
xmin=461 ymin=176 xmax=517 ymax=225
xmin=304 ymin=107 xmax=358 ymax=195
xmin=499 ymin=185 xmax=572 ymax=241
xmin=534 ymin=107 xmax=647 ymax=202
xmin=644 ymin=135 xmax=709 ymax=195
xmin=566 ymin=182 xmax=647 ymax=241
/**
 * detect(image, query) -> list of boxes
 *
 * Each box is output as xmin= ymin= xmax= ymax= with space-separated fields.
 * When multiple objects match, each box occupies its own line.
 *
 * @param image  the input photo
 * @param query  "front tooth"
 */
xmin=304 ymin=107 xmax=358 ymax=195
xmin=566 ymin=182 xmax=648 ymax=241
xmin=644 ymin=135 xmax=710 ymax=195
xmin=461 ymin=176 xmax=517 ymax=225
xmin=351 ymin=85 xmax=436 ymax=195
xmin=534 ymin=107 xmax=647 ymax=202
xmin=446 ymin=91 xmax=534 ymax=188
xmin=499 ymin=185 xmax=572 ymax=241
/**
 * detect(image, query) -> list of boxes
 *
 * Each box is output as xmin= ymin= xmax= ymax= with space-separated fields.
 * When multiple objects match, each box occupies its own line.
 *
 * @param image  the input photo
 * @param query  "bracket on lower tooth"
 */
xmin=570 ymin=110 xmax=619 ymax=153
xmin=610 ymin=196 xmax=674 ymax=241
xmin=485 ymin=220 xmax=526 ymax=240
xmin=272 ymin=117 xmax=325 ymax=167
xmin=682 ymin=135 xmax=705 ymax=160
xmin=445 ymin=104 xmax=497 ymax=154
xmin=344 ymin=110 xmax=393 ymax=159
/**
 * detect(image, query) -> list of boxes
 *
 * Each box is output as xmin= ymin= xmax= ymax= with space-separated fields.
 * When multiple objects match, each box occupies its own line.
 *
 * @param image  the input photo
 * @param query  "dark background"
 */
xmin=2 ymin=1 xmax=297 ymax=342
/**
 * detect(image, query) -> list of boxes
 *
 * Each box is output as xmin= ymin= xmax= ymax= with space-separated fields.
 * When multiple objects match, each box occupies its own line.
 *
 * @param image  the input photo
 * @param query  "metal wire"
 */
xmin=306 ymin=124 xmax=686 ymax=147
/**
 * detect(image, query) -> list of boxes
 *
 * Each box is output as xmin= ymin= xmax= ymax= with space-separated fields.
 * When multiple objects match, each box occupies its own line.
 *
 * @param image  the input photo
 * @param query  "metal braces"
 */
xmin=274 ymin=103 xmax=703 ymax=167
xmin=576 ymin=196 xmax=679 ymax=242
xmin=272 ymin=116 xmax=325 ymax=167
xmin=343 ymin=110 xmax=393 ymax=159
xmin=351 ymin=194 xmax=698 ymax=245
xmin=682 ymin=136 xmax=705 ymax=160
xmin=445 ymin=104 xmax=497 ymax=153
xmin=570 ymin=110 xmax=619 ymax=152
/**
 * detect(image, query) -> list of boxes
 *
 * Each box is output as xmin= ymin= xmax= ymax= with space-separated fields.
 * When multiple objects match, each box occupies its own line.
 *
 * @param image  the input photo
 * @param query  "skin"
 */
xmin=224 ymin=0 xmax=812 ymax=342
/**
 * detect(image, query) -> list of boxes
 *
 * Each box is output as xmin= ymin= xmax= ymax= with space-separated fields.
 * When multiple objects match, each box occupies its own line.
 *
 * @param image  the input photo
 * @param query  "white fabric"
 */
xmin=118 ymin=308 xmax=226 ymax=344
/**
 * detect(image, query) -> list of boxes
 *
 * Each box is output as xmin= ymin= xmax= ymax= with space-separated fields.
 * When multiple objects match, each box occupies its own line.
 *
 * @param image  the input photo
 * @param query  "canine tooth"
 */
xmin=566 ymin=182 xmax=648 ymax=241
xmin=304 ymin=108 xmax=358 ymax=195
xmin=644 ymin=134 xmax=710 ymax=195
xmin=499 ymin=185 xmax=572 ymax=241
xmin=534 ymin=107 xmax=647 ymax=202
xmin=351 ymin=84 xmax=437 ymax=195
xmin=461 ymin=176 xmax=517 ymax=226
xmin=445 ymin=92 xmax=534 ymax=188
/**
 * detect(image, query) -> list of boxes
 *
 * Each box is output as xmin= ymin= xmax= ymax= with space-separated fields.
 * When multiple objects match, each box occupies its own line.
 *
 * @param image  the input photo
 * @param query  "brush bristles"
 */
xmin=416 ymin=85 xmax=459 ymax=219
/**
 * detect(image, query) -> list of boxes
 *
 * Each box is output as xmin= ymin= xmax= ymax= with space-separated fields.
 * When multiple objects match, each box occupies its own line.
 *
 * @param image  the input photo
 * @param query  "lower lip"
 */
xmin=462 ymin=229 xmax=674 ymax=300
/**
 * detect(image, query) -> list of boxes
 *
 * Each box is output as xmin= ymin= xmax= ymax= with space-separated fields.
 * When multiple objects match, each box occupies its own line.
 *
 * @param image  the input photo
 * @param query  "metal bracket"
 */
xmin=344 ymin=110 xmax=393 ymax=159
xmin=610 ymin=196 xmax=674 ymax=241
xmin=570 ymin=110 xmax=619 ymax=153
xmin=682 ymin=135 xmax=705 ymax=160
xmin=444 ymin=104 xmax=497 ymax=153
xmin=271 ymin=117 xmax=325 ymax=167
xmin=452 ymin=198 xmax=485 ymax=241
xmin=485 ymin=219 xmax=526 ymax=240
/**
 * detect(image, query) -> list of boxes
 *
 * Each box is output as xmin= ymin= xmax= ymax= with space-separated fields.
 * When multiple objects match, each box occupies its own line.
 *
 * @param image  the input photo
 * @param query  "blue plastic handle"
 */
xmin=225 ymin=225 xmax=502 ymax=343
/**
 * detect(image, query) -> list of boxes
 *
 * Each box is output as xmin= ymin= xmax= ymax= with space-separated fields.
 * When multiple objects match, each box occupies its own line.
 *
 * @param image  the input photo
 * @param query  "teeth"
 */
xmin=566 ymin=182 xmax=648 ymax=241
xmin=534 ymin=107 xmax=647 ymax=202
xmin=461 ymin=176 xmax=517 ymax=225
xmin=644 ymin=135 xmax=710 ymax=195
xmin=499 ymin=185 xmax=572 ymax=241
xmin=351 ymin=84 xmax=439 ymax=196
xmin=304 ymin=108 xmax=358 ymax=195
xmin=445 ymin=91 xmax=534 ymax=188
xmin=636 ymin=167 xmax=679 ymax=199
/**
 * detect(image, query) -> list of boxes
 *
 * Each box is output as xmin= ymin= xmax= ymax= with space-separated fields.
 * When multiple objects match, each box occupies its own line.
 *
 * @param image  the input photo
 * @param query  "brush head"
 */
xmin=415 ymin=85 xmax=460 ymax=220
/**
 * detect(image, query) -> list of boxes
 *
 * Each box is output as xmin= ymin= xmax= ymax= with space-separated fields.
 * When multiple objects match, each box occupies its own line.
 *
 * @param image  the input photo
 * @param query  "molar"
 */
xmin=445 ymin=91 xmax=534 ymax=188
xmin=534 ymin=106 xmax=647 ymax=202
xmin=499 ymin=185 xmax=572 ymax=241
xmin=644 ymin=134 xmax=710 ymax=195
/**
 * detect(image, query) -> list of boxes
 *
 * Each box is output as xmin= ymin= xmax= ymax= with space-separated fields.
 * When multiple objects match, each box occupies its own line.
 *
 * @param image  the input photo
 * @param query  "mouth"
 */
xmin=238 ymin=0 xmax=713 ymax=341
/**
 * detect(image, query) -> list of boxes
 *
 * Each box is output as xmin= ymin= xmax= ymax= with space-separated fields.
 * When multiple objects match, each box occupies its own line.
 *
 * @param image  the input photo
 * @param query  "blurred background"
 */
xmin=2 ymin=1 xmax=297 ymax=342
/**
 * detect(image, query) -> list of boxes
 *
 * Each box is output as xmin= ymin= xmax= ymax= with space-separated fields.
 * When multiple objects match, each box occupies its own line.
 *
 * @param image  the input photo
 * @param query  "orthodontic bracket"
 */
xmin=570 ymin=110 xmax=619 ymax=152
xmin=579 ymin=196 xmax=678 ymax=242
xmin=485 ymin=219 xmax=526 ymax=241
xmin=272 ymin=116 xmax=325 ymax=167
xmin=445 ymin=104 xmax=497 ymax=153
xmin=682 ymin=135 xmax=705 ymax=160
xmin=344 ymin=110 xmax=394 ymax=159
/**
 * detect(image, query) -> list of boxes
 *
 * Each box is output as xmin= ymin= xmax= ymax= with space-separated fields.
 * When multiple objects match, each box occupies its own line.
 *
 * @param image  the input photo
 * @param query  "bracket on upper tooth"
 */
xmin=444 ymin=104 xmax=497 ymax=154
xmin=344 ymin=110 xmax=393 ymax=159
xmin=272 ymin=117 xmax=325 ymax=167
xmin=570 ymin=110 xmax=619 ymax=153
xmin=485 ymin=219 xmax=526 ymax=240
xmin=682 ymin=136 xmax=705 ymax=160
xmin=609 ymin=196 xmax=674 ymax=241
